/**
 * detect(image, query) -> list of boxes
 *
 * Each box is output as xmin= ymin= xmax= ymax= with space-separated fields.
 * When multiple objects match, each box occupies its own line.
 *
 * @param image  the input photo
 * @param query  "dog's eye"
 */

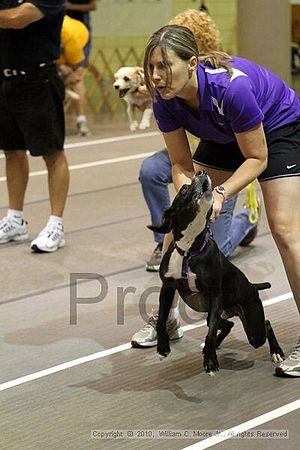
xmin=124 ymin=76 xmax=130 ymax=82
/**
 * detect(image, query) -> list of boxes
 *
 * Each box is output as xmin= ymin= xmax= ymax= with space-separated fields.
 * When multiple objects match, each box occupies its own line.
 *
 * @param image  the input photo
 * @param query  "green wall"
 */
xmin=90 ymin=0 xmax=237 ymax=59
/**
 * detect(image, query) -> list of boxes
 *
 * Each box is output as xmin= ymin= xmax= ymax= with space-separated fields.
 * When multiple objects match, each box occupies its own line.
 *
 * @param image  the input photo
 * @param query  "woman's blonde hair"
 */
xmin=144 ymin=10 xmax=233 ymax=98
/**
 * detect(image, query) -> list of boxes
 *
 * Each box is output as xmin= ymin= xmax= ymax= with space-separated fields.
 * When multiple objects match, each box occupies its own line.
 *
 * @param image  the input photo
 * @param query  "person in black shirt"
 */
xmin=66 ymin=0 xmax=97 ymax=136
xmin=0 ymin=0 xmax=70 ymax=253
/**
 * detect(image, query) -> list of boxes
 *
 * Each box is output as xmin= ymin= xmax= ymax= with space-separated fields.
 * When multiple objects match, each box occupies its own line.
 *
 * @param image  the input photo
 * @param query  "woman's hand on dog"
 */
xmin=132 ymin=85 xmax=150 ymax=99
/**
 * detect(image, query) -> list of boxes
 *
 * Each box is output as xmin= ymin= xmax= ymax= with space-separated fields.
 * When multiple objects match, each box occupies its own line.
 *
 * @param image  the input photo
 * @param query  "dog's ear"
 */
xmin=135 ymin=66 xmax=144 ymax=74
xmin=147 ymin=207 xmax=174 ymax=233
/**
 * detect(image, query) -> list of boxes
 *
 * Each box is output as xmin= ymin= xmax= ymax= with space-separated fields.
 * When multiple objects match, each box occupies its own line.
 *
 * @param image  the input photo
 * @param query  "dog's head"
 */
xmin=149 ymin=171 xmax=213 ymax=242
xmin=113 ymin=66 xmax=144 ymax=98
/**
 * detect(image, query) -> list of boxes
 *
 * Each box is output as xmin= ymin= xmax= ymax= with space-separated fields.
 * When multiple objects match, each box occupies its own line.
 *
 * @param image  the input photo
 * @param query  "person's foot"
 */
xmin=0 ymin=216 xmax=28 ymax=244
xmin=131 ymin=313 xmax=183 ymax=347
xmin=146 ymin=243 xmax=163 ymax=272
xmin=275 ymin=338 xmax=300 ymax=377
xmin=77 ymin=120 xmax=90 ymax=137
xmin=239 ymin=225 xmax=258 ymax=247
xmin=31 ymin=221 xmax=65 ymax=253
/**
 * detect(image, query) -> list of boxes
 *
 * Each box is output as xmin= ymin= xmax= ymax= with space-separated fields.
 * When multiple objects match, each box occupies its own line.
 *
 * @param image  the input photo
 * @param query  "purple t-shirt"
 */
xmin=153 ymin=57 xmax=300 ymax=144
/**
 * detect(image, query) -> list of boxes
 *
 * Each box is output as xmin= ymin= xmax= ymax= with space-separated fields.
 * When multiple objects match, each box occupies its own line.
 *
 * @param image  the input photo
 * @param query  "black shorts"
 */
xmin=0 ymin=65 xmax=65 ymax=157
xmin=193 ymin=120 xmax=300 ymax=181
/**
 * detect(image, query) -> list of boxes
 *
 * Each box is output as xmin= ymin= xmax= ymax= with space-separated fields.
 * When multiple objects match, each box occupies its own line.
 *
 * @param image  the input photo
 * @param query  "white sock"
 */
xmin=77 ymin=115 xmax=86 ymax=124
xmin=48 ymin=215 xmax=63 ymax=225
xmin=168 ymin=307 xmax=179 ymax=320
xmin=7 ymin=209 xmax=24 ymax=221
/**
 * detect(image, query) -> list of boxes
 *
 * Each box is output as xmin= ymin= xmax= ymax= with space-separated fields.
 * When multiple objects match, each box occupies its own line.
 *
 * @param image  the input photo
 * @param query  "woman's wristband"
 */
xmin=214 ymin=185 xmax=227 ymax=201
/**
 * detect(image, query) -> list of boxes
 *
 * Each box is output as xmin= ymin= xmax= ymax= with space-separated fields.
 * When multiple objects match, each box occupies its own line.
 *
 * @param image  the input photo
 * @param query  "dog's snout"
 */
xmin=114 ymin=84 xmax=120 ymax=90
xmin=195 ymin=170 xmax=207 ymax=178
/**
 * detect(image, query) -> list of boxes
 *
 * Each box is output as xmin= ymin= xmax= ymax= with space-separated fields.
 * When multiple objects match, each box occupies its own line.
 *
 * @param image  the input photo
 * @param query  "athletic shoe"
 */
xmin=0 ymin=216 xmax=28 ymax=244
xmin=77 ymin=120 xmax=90 ymax=137
xmin=146 ymin=243 xmax=163 ymax=272
xmin=275 ymin=338 xmax=300 ymax=377
xmin=131 ymin=313 xmax=183 ymax=348
xmin=239 ymin=225 xmax=258 ymax=247
xmin=31 ymin=221 xmax=65 ymax=253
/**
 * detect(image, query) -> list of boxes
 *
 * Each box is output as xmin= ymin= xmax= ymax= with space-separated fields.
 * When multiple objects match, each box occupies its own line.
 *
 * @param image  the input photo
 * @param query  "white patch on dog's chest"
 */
xmin=177 ymin=208 xmax=207 ymax=252
xmin=165 ymin=250 xmax=198 ymax=287
xmin=165 ymin=251 xmax=183 ymax=279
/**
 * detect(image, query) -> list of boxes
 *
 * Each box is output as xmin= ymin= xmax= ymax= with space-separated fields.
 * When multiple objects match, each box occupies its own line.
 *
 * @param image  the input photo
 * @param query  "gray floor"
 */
xmin=0 ymin=118 xmax=299 ymax=450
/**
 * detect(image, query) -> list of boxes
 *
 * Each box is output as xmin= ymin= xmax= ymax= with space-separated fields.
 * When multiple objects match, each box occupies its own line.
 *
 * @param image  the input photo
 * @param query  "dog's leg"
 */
xmin=203 ymin=295 xmax=223 ymax=374
xmin=265 ymin=320 xmax=284 ymax=362
xmin=127 ymin=104 xmax=138 ymax=131
xmin=216 ymin=318 xmax=234 ymax=348
xmin=157 ymin=285 xmax=176 ymax=358
xmin=139 ymin=108 xmax=152 ymax=130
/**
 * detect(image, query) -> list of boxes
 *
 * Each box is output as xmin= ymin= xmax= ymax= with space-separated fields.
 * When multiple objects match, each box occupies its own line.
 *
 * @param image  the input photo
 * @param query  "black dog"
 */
xmin=149 ymin=171 xmax=284 ymax=375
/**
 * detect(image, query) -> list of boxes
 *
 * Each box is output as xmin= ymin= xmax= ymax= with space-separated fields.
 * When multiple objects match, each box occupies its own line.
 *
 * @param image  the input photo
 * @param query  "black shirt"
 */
xmin=0 ymin=0 xmax=65 ymax=68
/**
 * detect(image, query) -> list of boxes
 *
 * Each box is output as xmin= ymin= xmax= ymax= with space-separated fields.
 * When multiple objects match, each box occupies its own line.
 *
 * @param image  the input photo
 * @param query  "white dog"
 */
xmin=113 ymin=66 xmax=152 ymax=131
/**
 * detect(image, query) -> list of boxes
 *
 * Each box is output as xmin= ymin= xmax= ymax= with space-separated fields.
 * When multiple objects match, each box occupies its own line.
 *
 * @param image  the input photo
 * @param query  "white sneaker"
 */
xmin=77 ymin=120 xmax=90 ymax=137
xmin=31 ymin=221 xmax=65 ymax=253
xmin=131 ymin=313 xmax=183 ymax=348
xmin=275 ymin=338 xmax=300 ymax=377
xmin=0 ymin=216 xmax=28 ymax=244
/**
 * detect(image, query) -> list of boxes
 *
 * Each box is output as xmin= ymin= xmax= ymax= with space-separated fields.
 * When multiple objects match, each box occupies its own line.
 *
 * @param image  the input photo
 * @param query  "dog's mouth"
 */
xmin=193 ymin=172 xmax=212 ymax=195
xmin=117 ymin=88 xmax=130 ymax=98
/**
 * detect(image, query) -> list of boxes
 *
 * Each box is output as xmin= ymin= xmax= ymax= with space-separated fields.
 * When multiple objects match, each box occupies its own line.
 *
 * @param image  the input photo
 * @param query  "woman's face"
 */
xmin=149 ymin=46 xmax=195 ymax=100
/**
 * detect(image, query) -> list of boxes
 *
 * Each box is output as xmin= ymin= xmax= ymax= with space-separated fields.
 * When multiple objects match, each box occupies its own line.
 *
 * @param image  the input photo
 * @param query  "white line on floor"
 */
xmin=0 ymin=151 xmax=155 ymax=182
xmin=64 ymin=131 xmax=160 ymax=149
xmin=0 ymin=291 xmax=293 ymax=392
xmin=0 ymin=131 xmax=160 ymax=161
xmin=181 ymin=399 xmax=300 ymax=450
xmin=0 ymin=131 xmax=159 ymax=180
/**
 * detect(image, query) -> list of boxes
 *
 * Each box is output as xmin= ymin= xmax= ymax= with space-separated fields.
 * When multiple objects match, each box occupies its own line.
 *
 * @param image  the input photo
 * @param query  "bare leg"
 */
xmin=261 ymin=177 xmax=300 ymax=313
xmin=72 ymin=67 xmax=87 ymax=117
xmin=43 ymin=151 xmax=70 ymax=217
xmin=4 ymin=150 xmax=29 ymax=211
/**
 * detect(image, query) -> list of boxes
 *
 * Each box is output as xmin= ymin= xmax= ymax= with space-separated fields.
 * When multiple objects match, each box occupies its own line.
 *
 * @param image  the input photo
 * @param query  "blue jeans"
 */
xmin=139 ymin=149 xmax=257 ymax=258
xmin=139 ymin=150 xmax=172 ymax=244
xmin=211 ymin=197 xmax=256 ymax=257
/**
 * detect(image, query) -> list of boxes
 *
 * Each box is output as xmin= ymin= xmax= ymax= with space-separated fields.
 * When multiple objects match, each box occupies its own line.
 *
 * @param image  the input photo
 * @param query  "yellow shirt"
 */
xmin=57 ymin=15 xmax=89 ymax=66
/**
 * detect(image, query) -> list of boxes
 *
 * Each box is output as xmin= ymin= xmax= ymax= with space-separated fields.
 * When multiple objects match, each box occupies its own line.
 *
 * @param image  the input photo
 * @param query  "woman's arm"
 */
xmin=212 ymin=122 xmax=268 ymax=220
xmin=163 ymin=128 xmax=195 ymax=191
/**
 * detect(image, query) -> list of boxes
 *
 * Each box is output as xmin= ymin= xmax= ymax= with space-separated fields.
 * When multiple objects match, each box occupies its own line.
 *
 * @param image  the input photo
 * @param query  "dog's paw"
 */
xmin=157 ymin=341 xmax=170 ymax=358
xmin=158 ymin=353 xmax=169 ymax=360
xmin=139 ymin=121 xmax=150 ymax=130
xmin=204 ymin=356 xmax=219 ymax=374
xmin=130 ymin=121 xmax=138 ymax=131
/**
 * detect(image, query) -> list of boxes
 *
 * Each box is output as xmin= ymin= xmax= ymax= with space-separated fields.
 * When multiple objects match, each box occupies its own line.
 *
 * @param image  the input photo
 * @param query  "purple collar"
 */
xmin=174 ymin=230 xmax=211 ymax=282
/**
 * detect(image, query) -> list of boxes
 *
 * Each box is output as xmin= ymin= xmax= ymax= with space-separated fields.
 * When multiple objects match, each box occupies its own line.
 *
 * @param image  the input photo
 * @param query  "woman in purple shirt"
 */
xmin=143 ymin=24 xmax=300 ymax=377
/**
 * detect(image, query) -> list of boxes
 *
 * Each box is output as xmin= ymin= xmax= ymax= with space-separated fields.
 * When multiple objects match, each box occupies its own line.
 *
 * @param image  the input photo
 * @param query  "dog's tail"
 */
xmin=254 ymin=282 xmax=271 ymax=291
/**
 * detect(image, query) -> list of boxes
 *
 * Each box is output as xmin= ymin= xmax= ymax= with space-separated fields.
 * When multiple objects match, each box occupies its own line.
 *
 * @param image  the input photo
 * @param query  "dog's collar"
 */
xmin=174 ymin=230 xmax=212 ymax=281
